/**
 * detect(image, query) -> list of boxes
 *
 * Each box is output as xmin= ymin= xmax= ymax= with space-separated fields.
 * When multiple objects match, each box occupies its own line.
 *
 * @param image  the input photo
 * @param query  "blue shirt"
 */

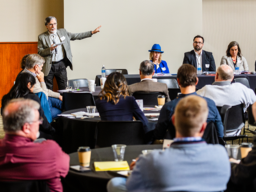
xmin=154 ymin=92 xmax=224 ymax=138
xmin=152 ymin=60 xmax=170 ymax=74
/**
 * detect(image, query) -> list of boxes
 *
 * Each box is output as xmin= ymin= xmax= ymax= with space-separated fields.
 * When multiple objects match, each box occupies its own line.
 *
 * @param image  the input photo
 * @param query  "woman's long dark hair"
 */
xmin=99 ymin=72 xmax=129 ymax=104
xmin=226 ymin=41 xmax=242 ymax=57
xmin=8 ymin=73 xmax=36 ymax=99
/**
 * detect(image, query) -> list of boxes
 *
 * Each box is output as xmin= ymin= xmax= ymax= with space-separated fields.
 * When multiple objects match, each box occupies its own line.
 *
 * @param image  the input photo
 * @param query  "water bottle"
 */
xmin=101 ymin=65 xmax=106 ymax=77
xmin=235 ymin=66 xmax=239 ymax=74
xmin=197 ymin=67 xmax=202 ymax=75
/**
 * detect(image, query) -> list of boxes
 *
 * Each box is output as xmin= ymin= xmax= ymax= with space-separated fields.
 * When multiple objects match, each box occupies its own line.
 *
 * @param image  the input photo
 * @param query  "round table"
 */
xmin=62 ymin=145 xmax=162 ymax=192
xmin=57 ymin=107 xmax=160 ymax=154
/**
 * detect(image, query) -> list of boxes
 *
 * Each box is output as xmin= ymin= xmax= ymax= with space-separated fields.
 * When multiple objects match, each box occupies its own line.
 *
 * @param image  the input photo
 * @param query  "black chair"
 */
xmin=217 ymin=104 xmax=248 ymax=144
xmin=168 ymin=88 xmax=181 ymax=100
xmin=68 ymin=78 xmax=88 ymax=88
xmin=105 ymin=69 xmax=128 ymax=76
xmin=244 ymin=104 xmax=256 ymax=135
xmin=62 ymin=92 xmax=95 ymax=111
xmin=157 ymin=78 xmax=179 ymax=88
xmin=202 ymin=122 xmax=224 ymax=146
xmin=234 ymin=78 xmax=250 ymax=88
xmin=0 ymin=180 xmax=50 ymax=192
xmin=96 ymin=121 xmax=145 ymax=147
xmin=132 ymin=91 xmax=164 ymax=105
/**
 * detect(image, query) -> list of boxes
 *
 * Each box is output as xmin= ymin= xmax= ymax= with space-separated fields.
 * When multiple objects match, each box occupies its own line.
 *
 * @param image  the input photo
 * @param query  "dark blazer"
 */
xmin=96 ymin=96 xmax=149 ymax=133
xmin=182 ymin=50 xmax=216 ymax=71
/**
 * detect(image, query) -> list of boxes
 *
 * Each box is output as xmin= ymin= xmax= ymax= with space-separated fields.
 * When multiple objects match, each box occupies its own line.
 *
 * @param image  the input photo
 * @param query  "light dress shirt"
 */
xmin=195 ymin=50 xmax=203 ymax=73
xmin=48 ymin=31 xmax=65 ymax=62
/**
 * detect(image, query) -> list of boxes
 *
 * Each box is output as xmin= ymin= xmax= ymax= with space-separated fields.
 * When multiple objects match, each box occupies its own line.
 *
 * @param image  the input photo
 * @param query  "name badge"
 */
xmin=205 ymin=64 xmax=210 ymax=68
xmin=60 ymin=36 xmax=66 ymax=41
xmin=162 ymin=67 xmax=166 ymax=71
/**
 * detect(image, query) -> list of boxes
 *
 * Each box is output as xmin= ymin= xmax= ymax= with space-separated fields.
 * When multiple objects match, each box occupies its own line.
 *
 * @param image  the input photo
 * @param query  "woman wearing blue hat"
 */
xmin=149 ymin=44 xmax=170 ymax=74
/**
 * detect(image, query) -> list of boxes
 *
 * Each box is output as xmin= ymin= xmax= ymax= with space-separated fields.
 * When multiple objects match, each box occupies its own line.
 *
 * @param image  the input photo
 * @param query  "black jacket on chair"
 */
xmin=182 ymin=50 xmax=216 ymax=71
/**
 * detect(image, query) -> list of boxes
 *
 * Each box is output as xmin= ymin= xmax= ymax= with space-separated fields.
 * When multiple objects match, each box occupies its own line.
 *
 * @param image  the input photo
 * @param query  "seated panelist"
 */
xmin=149 ymin=44 xmax=170 ymax=74
xmin=183 ymin=35 xmax=216 ymax=72
xmin=96 ymin=72 xmax=149 ymax=133
xmin=220 ymin=41 xmax=249 ymax=72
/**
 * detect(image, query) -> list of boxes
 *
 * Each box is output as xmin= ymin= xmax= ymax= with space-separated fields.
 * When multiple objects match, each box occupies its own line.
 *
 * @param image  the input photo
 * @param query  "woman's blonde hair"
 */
xmin=149 ymin=51 xmax=162 ymax=63
xmin=99 ymin=72 xmax=129 ymax=104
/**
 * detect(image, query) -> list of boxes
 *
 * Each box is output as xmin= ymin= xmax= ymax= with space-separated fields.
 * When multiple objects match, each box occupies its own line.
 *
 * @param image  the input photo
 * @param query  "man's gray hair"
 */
xmin=3 ymin=99 xmax=40 ymax=132
xmin=140 ymin=60 xmax=154 ymax=76
xmin=45 ymin=16 xmax=57 ymax=26
xmin=25 ymin=54 xmax=45 ymax=69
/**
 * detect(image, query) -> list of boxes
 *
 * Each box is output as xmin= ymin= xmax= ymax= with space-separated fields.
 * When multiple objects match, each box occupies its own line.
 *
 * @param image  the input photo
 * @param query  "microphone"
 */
xmin=52 ymin=39 xmax=58 ymax=54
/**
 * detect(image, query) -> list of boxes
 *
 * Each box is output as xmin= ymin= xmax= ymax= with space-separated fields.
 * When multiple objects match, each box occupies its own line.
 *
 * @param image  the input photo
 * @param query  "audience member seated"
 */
xmin=154 ymin=64 xmax=223 ymax=139
xmin=0 ymin=99 xmax=69 ymax=192
xmin=96 ymin=72 xmax=149 ymax=132
xmin=107 ymin=95 xmax=230 ymax=192
xmin=128 ymin=60 xmax=170 ymax=102
xmin=220 ymin=41 xmax=249 ymax=72
xmin=21 ymin=54 xmax=63 ymax=119
xmin=197 ymin=65 xmax=256 ymax=112
xmin=148 ymin=44 xmax=170 ymax=74
xmin=1 ymin=73 xmax=55 ymax=139
xmin=183 ymin=35 xmax=216 ymax=72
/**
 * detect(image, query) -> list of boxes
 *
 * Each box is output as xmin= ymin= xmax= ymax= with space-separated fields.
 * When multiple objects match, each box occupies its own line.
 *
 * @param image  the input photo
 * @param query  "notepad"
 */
xmin=94 ymin=161 xmax=130 ymax=171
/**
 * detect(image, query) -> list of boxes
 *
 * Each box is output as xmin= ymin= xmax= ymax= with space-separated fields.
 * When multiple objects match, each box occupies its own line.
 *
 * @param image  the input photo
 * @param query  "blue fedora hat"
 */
xmin=148 ymin=44 xmax=164 ymax=53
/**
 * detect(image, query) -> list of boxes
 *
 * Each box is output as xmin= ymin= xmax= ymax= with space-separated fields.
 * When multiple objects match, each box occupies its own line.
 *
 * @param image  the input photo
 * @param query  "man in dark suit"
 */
xmin=182 ymin=35 xmax=216 ymax=72
xmin=128 ymin=60 xmax=170 ymax=102
xmin=38 ymin=16 xmax=101 ymax=90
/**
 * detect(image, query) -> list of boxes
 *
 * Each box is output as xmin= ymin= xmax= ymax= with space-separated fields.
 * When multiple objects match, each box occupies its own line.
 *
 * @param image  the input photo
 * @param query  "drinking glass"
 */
xmin=73 ymin=81 xmax=79 ymax=90
xmin=112 ymin=144 xmax=126 ymax=161
xmin=86 ymin=106 xmax=96 ymax=118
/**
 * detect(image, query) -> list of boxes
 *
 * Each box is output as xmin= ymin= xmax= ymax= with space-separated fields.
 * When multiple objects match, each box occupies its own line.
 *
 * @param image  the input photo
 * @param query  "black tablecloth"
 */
xmin=58 ymin=107 xmax=160 ymax=153
xmin=62 ymin=145 xmax=162 ymax=192
xmin=95 ymin=74 xmax=256 ymax=90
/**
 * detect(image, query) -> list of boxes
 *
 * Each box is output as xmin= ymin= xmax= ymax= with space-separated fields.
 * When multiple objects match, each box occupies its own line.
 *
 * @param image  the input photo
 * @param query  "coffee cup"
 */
xmin=78 ymin=147 xmax=91 ymax=167
xmin=100 ymin=77 xmax=106 ymax=89
xmin=157 ymin=95 xmax=165 ymax=106
xmin=240 ymin=143 xmax=253 ymax=158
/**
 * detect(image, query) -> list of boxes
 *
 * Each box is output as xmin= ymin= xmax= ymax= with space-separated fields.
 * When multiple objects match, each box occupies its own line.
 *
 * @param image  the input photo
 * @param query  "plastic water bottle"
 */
xmin=235 ymin=66 xmax=239 ymax=74
xmin=197 ymin=67 xmax=202 ymax=75
xmin=101 ymin=65 xmax=106 ymax=77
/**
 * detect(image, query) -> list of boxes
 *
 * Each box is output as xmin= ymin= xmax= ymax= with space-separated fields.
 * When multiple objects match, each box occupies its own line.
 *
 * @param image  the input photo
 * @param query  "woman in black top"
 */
xmin=1 ymin=73 xmax=55 ymax=139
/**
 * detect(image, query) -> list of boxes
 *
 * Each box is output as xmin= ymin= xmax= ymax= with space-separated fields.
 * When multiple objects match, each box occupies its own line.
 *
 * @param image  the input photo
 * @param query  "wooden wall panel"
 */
xmin=0 ymin=42 xmax=58 ymax=108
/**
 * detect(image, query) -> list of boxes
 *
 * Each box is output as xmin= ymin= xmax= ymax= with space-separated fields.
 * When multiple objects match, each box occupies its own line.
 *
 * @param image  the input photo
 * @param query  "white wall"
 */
xmin=203 ymin=0 xmax=256 ymax=71
xmin=0 ymin=0 xmax=63 ymax=42
xmin=64 ymin=0 xmax=202 ymax=80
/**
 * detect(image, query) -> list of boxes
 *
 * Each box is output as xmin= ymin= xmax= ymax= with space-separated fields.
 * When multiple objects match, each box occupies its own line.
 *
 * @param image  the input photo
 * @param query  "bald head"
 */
xmin=216 ymin=65 xmax=234 ymax=81
xmin=3 ymin=99 xmax=40 ymax=132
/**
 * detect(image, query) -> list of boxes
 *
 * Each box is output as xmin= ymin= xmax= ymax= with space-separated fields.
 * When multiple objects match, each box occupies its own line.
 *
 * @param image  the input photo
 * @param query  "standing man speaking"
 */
xmin=38 ymin=16 xmax=101 ymax=90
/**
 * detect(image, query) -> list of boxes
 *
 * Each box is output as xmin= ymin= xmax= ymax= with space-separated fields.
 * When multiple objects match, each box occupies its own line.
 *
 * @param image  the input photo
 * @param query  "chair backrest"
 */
xmin=132 ymin=91 xmax=164 ymax=105
xmin=247 ymin=104 xmax=255 ymax=126
xmin=218 ymin=104 xmax=245 ymax=136
xmin=234 ymin=78 xmax=250 ymax=88
xmin=68 ymin=78 xmax=88 ymax=88
xmin=157 ymin=78 xmax=179 ymax=88
xmin=105 ymin=69 xmax=128 ymax=76
xmin=168 ymin=88 xmax=181 ymax=100
xmin=62 ymin=92 xmax=95 ymax=111
xmin=0 ymin=180 xmax=50 ymax=192
xmin=96 ymin=121 xmax=145 ymax=147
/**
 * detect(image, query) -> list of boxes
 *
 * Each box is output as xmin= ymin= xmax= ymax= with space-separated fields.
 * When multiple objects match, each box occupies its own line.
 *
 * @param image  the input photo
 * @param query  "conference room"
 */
xmin=2 ymin=0 xmax=256 ymax=192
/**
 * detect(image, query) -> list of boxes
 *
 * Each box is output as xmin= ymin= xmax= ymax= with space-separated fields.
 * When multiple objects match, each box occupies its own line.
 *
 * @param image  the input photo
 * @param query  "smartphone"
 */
xmin=70 ymin=165 xmax=91 ymax=172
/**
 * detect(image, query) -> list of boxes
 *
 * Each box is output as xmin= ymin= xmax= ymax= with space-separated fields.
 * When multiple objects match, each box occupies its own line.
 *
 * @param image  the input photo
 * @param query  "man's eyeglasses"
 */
xmin=28 ymin=117 xmax=43 ymax=125
xmin=194 ymin=41 xmax=203 ymax=44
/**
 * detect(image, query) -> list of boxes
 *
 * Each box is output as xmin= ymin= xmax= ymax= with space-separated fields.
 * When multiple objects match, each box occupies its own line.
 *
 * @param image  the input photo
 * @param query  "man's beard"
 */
xmin=194 ymin=46 xmax=202 ymax=51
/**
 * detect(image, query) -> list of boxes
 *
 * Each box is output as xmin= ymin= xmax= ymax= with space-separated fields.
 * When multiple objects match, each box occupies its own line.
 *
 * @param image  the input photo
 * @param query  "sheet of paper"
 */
xmin=71 ymin=111 xmax=87 ymax=117
xmin=144 ymin=113 xmax=160 ymax=117
xmin=84 ymin=112 xmax=99 ymax=117
xmin=58 ymin=114 xmax=74 ymax=117
xmin=94 ymin=161 xmax=130 ymax=171
xmin=163 ymin=139 xmax=174 ymax=149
